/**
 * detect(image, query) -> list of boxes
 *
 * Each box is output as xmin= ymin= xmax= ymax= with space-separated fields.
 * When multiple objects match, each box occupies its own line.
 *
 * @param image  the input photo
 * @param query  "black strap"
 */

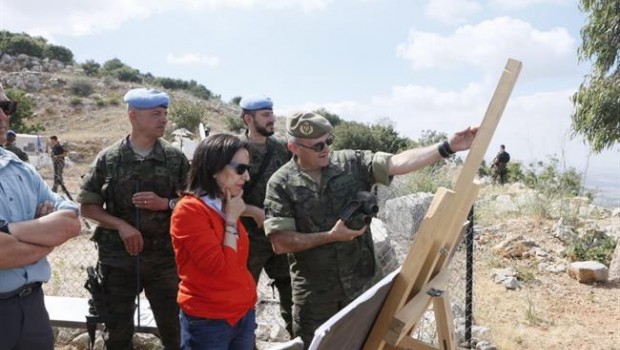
xmin=244 ymin=139 xmax=275 ymax=194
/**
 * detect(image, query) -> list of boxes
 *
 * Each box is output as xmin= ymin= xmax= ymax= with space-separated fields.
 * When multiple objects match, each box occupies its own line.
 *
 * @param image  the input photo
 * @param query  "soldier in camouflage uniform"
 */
xmin=77 ymin=88 xmax=189 ymax=350
xmin=49 ymin=135 xmax=67 ymax=192
xmin=3 ymin=130 xmax=29 ymax=162
xmin=263 ymin=112 xmax=477 ymax=348
xmin=237 ymin=95 xmax=294 ymax=337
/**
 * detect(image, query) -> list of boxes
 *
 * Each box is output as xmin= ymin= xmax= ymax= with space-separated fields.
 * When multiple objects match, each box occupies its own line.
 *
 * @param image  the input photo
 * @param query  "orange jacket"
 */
xmin=171 ymin=195 xmax=257 ymax=325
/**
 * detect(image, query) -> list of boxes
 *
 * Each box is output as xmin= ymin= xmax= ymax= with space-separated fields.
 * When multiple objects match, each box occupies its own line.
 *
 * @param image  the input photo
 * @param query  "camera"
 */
xmin=339 ymin=189 xmax=379 ymax=230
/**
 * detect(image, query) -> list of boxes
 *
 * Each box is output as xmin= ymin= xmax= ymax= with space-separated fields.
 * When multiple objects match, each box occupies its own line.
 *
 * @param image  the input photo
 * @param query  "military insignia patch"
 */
xmin=300 ymin=121 xmax=314 ymax=136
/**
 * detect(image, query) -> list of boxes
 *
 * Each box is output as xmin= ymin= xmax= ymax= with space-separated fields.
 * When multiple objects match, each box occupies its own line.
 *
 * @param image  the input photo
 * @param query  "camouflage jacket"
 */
xmin=238 ymin=131 xmax=291 ymax=235
xmin=263 ymin=149 xmax=392 ymax=304
xmin=3 ymin=144 xmax=29 ymax=162
xmin=77 ymin=136 xmax=190 ymax=261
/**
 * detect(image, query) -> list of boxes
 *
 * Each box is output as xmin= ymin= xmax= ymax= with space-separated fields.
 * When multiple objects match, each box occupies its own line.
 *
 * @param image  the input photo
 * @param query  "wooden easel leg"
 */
xmin=433 ymin=293 xmax=455 ymax=350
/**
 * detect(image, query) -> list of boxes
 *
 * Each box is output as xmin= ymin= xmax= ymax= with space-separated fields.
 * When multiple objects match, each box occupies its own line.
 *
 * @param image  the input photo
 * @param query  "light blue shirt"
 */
xmin=0 ymin=148 xmax=79 ymax=293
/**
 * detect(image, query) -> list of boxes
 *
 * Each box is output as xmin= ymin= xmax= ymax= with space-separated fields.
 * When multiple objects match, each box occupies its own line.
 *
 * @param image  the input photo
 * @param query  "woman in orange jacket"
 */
xmin=171 ymin=134 xmax=256 ymax=350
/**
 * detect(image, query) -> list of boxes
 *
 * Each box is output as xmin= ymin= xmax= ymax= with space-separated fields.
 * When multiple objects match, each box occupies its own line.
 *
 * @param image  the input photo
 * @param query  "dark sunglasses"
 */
xmin=228 ymin=161 xmax=251 ymax=175
xmin=296 ymin=135 xmax=334 ymax=152
xmin=0 ymin=101 xmax=18 ymax=116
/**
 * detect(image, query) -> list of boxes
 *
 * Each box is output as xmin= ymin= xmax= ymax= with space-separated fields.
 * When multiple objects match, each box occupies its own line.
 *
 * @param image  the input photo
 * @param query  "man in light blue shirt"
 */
xmin=0 ymin=83 xmax=81 ymax=350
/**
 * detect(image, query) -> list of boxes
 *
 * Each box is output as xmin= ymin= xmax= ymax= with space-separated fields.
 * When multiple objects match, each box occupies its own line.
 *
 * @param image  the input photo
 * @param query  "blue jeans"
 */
xmin=180 ymin=309 xmax=256 ymax=350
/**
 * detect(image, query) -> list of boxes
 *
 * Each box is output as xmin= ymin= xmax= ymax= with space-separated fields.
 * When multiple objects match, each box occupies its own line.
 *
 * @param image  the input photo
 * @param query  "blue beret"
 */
xmin=123 ymin=88 xmax=169 ymax=109
xmin=239 ymin=95 xmax=273 ymax=111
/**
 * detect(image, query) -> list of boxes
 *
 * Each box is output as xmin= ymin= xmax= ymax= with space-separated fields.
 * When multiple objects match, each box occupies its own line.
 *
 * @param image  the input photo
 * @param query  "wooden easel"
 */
xmin=364 ymin=59 xmax=522 ymax=350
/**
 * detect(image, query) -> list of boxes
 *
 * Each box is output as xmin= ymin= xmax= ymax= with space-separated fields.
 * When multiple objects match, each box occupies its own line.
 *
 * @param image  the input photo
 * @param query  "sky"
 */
xmin=1 ymin=0 xmax=619 ymax=204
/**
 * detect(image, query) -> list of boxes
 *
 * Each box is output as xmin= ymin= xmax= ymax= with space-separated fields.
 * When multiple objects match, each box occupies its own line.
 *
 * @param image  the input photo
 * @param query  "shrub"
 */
xmin=113 ymin=66 xmax=142 ymax=83
xmin=4 ymin=88 xmax=44 ymax=133
xmin=3 ymin=35 xmax=44 ymax=57
xmin=42 ymin=44 xmax=73 ymax=64
xmin=168 ymin=99 xmax=204 ymax=132
xmin=69 ymin=79 xmax=94 ymax=97
xmin=224 ymin=115 xmax=246 ymax=132
xmin=70 ymin=97 xmax=82 ymax=107
xmin=565 ymin=234 xmax=616 ymax=266
xmin=81 ymin=60 xmax=100 ymax=77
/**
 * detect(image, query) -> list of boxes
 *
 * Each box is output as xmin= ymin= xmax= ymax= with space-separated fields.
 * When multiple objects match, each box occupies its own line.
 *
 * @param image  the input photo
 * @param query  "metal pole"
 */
xmin=465 ymin=206 xmax=475 ymax=348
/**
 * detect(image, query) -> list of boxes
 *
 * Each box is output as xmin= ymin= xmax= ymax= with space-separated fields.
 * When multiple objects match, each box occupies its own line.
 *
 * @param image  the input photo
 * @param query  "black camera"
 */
xmin=339 ymin=189 xmax=379 ymax=230
xmin=0 ymin=101 xmax=17 ymax=116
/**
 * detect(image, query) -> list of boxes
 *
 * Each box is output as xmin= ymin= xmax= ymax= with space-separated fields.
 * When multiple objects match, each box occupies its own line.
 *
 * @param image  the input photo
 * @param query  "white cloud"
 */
xmin=491 ymin=0 xmax=572 ymax=11
xmin=396 ymin=16 xmax=576 ymax=79
xmin=1 ymin=0 xmax=333 ymax=37
xmin=425 ymin=0 xmax=483 ymax=25
xmin=166 ymin=53 xmax=220 ymax=67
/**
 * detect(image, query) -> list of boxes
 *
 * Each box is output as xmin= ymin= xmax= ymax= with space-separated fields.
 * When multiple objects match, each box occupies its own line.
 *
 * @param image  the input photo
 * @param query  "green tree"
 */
xmin=230 ymin=96 xmax=242 ymax=105
xmin=571 ymin=0 xmax=620 ymax=152
xmin=5 ymin=88 xmax=45 ymax=133
xmin=332 ymin=121 xmax=379 ymax=151
xmin=81 ymin=60 xmax=101 ymax=76
xmin=169 ymin=99 xmax=204 ymax=133
xmin=3 ymin=35 xmax=44 ymax=57
xmin=101 ymin=58 xmax=126 ymax=72
xmin=42 ymin=44 xmax=74 ymax=64
xmin=313 ymin=108 xmax=342 ymax=127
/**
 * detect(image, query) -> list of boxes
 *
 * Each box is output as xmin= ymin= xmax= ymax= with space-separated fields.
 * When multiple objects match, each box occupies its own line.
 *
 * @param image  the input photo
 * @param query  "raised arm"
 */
xmin=388 ymin=126 xmax=478 ymax=176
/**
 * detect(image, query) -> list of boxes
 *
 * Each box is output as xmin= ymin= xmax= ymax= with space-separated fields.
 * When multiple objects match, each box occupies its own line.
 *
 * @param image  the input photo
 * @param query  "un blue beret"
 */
xmin=239 ymin=95 xmax=273 ymax=111
xmin=123 ymin=88 xmax=169 ymax=109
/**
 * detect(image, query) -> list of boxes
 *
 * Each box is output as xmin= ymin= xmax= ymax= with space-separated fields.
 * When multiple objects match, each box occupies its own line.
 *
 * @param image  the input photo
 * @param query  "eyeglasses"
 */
xmin=0 ymin=101 xmax=18 ymax=116
xmin=296 ymin=135 xmax=334 ymax=152
xmin=228 ymin=161 xmax=251 ymax=175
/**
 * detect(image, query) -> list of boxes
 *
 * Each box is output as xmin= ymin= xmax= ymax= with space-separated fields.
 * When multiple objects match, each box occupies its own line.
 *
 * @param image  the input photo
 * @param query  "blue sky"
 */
xmin=2 ymin=0 xmax=619 ymax=199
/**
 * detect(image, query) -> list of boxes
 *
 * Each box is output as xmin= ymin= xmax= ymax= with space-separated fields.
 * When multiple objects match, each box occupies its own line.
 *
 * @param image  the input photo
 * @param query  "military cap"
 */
xmin=286 ymin=112 xmax=333 ymax=139
xmin=239 ymin=95 xmax=273 ymax=111
xmin=123 ymin=88 xmax=169 ymax=109
xmin=7 ymin=130 xmax=16 ymax=137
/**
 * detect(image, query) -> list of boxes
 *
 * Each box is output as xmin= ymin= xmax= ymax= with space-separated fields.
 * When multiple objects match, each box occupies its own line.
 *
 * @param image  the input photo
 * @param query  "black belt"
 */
xmin=0 ymin=282 xmax=42 ymax=299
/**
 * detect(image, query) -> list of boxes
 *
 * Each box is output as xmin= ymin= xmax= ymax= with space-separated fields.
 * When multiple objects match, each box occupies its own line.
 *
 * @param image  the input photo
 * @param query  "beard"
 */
xmin=255 ymin=124 xmax=275 ymax=137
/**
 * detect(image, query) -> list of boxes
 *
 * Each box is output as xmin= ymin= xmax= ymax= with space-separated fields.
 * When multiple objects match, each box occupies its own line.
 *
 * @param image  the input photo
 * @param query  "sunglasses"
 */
xmin=0 ymin=101 xmax=18 ymax=116
xmin=228 ymin=161 xmax=251 ymax=175
xmin=296 ymin=135 xmax=334 ymax=152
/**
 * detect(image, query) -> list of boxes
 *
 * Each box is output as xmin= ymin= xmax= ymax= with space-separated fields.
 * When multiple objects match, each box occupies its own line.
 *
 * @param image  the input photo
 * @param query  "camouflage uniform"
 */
xmin=263 ymin=149 xmax=392 ymax=347
xmin=238 ymin=130 xmax=294 ymax=336
xmin=77 ymin=136 xmax=189 ymax=350
xmin=50 ymin=143 xmax=67 ymax=192
xmin=3 ymin=143 xmax=29 ymax=162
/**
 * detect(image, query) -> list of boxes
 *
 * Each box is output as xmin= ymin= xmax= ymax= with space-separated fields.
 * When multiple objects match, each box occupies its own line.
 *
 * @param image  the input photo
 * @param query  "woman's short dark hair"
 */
xmin=186 ymin=133 xmax=249 ymax=197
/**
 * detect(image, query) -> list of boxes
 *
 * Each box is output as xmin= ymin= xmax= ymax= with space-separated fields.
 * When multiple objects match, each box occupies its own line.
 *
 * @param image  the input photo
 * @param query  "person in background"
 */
xmin=237 ymin=95 xmax=293 ymax=337
xmin=4 ymin=130 xmax=29 ymax=162
xmin=49 ymin=135 xmax=67 ymax=192
xmin=171 ymin=134 xmax=257 ymax=349
xmin=491 ymin=144 xmax=510 ymax=185
xmin=263 ymin=112 xmax=478 ymax=348
xmin=77 ymin=88 xmax=189 ymax=350
xmin=0 ymin=82 xmax=81 ymax=349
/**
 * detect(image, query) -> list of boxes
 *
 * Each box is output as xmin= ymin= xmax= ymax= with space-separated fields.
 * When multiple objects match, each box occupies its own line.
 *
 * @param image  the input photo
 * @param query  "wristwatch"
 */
xmin=168 ymin=198 xmax=178 ymax=210
xmin=0 ymin=220 xmax=10 ymax=235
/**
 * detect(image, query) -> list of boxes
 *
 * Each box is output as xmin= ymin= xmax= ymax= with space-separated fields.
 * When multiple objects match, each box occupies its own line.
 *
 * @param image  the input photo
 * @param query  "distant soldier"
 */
xmin=49 ymin=135 xmax=67 ymax=192
xmin=491 ymin=144 xmax=510 ymax=185
xmin=4 ymin=130 xmax=29 ymax=162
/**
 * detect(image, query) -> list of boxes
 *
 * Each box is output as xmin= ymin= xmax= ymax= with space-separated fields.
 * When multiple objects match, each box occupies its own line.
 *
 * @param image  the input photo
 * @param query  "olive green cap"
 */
xmin=286 ymin=112 xmax=333 ymax=139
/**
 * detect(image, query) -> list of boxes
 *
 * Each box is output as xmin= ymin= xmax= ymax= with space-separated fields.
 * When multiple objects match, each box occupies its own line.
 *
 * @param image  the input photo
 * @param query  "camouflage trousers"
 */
xmin=247 ymin=232 xmax=293 ymax=337
xmin=97 ymin=256 xmax=180 ymax=350
xmin=51 ymin=159 xmax=65 ymax=192
xmin=293 ymin=296 xmax=355 ymax=349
